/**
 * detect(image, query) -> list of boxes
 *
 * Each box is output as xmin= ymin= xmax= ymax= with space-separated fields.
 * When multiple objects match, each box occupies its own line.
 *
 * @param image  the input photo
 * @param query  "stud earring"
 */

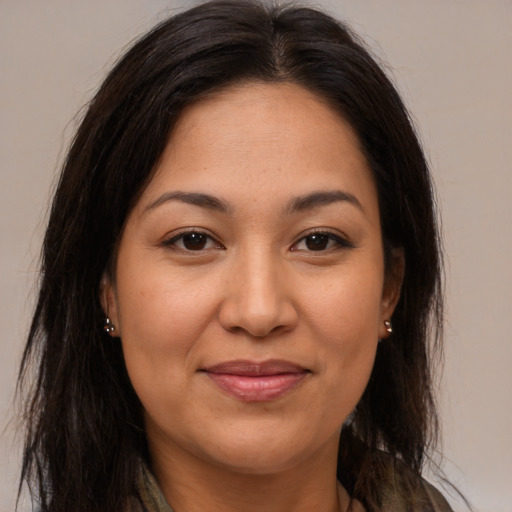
xmin=103 ymin=316 xmax=115 ymax=334
xmin=384 ymin=319 xmax=393 ymax=334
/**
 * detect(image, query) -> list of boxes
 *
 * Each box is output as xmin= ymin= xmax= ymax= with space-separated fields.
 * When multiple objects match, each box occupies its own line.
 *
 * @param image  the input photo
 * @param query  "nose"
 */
xmin=218 ymin=250 xmax=299 ymax=338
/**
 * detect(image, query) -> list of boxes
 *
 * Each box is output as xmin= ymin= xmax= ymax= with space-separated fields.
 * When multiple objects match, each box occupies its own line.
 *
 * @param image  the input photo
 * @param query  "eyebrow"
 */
xmin=287 ymin=190 xmax=364 ymax=214
xmin=144 ymin=189 xmax=363 ymax=216
xmin=144 ymin=191 xmax=231 ymax=214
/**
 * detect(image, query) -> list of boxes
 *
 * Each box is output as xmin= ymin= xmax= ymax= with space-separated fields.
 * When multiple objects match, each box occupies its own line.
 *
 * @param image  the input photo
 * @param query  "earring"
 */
xmin=384 ymin=319 xmax=393 ymax=334
xmin=103 ymin=316 xmax=115 ymax=334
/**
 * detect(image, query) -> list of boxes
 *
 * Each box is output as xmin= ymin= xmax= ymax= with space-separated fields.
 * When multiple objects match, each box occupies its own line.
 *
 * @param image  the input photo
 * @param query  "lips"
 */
xmin=201 ymin=360 xmax=310 ymax=402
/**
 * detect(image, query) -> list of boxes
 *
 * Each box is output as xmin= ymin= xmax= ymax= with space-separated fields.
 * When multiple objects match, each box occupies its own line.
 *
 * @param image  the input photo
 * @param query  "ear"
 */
xmin=100 ymin=273 xmax=120 ymax=337
xmin=378 ymin=248 xmax=405 ymax=340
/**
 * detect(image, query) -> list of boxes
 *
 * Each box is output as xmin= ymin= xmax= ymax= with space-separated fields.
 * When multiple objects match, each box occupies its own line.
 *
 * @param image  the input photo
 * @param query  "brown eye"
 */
xmin=164 ymin=231 xmax=222 ymax=252
xmin=291 ymin=231 xmax=353 ymax=252
xmin=182 ymin=232 xmax=208 ymax=250
xmin=304 ymin=233 xmax=330 ymax=251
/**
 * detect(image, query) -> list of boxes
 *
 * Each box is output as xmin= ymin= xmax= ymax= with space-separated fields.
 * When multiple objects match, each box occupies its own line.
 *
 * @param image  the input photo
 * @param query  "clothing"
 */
xmin=128 ymin=462 xmax=454 ymax=512
xmin=129 ymin=464 xmax=172 ymax=512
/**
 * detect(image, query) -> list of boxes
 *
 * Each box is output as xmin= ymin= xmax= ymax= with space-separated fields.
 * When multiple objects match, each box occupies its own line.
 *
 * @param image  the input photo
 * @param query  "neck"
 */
xmin=148 ymin=435 xmax=351 ymax=512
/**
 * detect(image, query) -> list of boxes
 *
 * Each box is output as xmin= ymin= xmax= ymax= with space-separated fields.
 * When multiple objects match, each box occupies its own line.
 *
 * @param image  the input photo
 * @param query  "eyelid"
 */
xmin=160 ymin=227 xmax=353 ymax=252
xmin=162 ymin=228 xmax=224 ymax=251
xmin=290 ymin=227 xmax=355 ymax=251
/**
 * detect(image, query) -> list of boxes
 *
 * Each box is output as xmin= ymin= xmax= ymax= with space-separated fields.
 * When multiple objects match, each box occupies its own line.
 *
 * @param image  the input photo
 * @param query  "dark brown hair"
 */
xmin=18 ymin=1 xmax=444 ymax=510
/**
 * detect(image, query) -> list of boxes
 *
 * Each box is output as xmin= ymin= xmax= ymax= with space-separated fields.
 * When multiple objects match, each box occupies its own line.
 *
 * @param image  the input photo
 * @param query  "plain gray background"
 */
xmin=1 ymin=1 xmax=511 ymax=511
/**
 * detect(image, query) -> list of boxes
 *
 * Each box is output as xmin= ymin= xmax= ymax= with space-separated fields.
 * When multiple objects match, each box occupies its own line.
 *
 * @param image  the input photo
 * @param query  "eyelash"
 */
xmin=162 ymin=228 xmax=353 ymax=253
xmin=162 ymin=229 xmax=224 ymax=252
xmin=290 ymin=229 xmax=354 ymax=253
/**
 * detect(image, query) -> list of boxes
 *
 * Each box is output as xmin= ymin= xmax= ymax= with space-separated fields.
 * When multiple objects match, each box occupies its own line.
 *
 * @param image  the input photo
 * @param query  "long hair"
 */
xmin=18 ymin=1 xmax=443 ymax=510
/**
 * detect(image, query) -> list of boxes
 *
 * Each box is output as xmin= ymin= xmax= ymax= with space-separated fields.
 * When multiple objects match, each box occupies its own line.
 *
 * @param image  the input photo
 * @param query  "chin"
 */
xmin=191 ymin=421 xmax=339 ymax=476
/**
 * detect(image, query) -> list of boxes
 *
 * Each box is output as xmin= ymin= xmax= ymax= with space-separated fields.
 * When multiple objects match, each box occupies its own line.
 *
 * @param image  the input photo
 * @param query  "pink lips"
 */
xmin=201 ymin=360 xmax=310 ymax=402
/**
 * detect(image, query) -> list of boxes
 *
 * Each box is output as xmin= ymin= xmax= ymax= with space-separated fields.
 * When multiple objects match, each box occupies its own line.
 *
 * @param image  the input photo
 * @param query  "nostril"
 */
xmin=224 ymin=325 xmax=290 ymax=339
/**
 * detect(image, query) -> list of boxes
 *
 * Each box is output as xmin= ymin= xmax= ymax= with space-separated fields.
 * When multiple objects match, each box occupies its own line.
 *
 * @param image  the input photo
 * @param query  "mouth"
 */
xmin=200 ymin=359 xmax=311 ymax=402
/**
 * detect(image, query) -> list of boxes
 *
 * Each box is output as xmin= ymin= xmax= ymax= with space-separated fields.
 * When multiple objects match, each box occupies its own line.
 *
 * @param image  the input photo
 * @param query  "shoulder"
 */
xmin=376 ymin=455 xmax=454 ymax=512
xmin=380 ymin=477 xmax=453 ymax=511
xmin=348 ymin=474 xmax=452 ymax=512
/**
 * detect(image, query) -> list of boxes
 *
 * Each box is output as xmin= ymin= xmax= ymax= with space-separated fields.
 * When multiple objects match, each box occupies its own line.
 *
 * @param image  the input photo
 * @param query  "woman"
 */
xmin=18 ymin=1 xmax=453 ymax=511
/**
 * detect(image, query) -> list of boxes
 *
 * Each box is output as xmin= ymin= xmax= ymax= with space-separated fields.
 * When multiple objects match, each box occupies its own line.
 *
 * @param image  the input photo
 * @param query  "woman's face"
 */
xmin=107 ymin=82 xmax=401 ymax=475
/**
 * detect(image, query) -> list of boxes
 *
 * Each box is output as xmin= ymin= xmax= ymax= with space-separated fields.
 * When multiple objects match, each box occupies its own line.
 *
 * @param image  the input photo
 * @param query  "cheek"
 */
xmin=116 ymin=255 xmax=218 ymax=348
xmin=305 ymin=268 xmax=383 ymax=346
xmin=301 ymin=269 xmax=382 ymax=408
xmin=114 ymin=255 xmax=221 ymax=400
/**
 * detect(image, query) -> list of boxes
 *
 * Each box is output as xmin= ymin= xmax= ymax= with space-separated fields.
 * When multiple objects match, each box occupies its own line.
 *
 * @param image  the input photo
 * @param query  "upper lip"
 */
xmin=201 ymin=359 xmax=309 ymax=376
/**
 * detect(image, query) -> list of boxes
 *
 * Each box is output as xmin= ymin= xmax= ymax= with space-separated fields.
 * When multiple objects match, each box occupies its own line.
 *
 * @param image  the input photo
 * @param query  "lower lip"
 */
xmin=205 ymin=372 xmax=308 ymax=402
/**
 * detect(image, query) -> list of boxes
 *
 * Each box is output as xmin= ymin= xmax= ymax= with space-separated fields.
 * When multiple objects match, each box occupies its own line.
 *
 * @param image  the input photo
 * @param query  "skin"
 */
xmin=105 ymin=82 xmax=402 ymax=512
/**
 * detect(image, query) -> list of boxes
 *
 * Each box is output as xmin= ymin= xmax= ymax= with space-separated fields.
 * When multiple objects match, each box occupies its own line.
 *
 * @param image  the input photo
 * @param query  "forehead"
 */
xmin=168 ymin=81 xmax=363 ymax=164
xmin=136 ymin=81 xmax=378 ymax=218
